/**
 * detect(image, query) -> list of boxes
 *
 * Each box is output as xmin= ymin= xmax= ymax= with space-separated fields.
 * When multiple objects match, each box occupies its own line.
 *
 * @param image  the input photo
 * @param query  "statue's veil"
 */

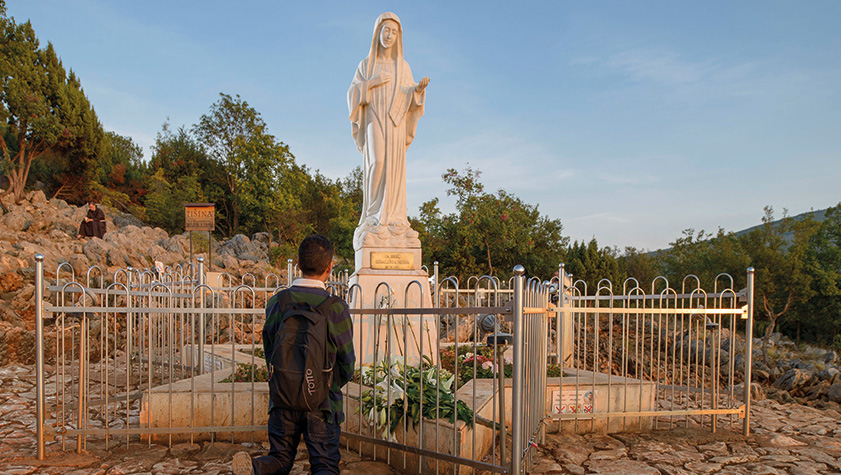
xmin=365 ymin=12 xmax=404 ymax=79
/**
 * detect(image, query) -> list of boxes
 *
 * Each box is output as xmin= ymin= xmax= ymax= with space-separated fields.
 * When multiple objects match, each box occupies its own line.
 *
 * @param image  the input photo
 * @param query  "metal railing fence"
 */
xmin=35 ymin=257 xmax=538 ymax=474
xmin=33 ymin=255 xmax=755 ymax=474
xmin=549 ymin=265 xmax=755 ymax=437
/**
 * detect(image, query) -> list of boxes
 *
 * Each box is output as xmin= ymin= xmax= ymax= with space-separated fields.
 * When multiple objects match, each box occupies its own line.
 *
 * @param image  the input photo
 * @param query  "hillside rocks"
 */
xmin=773 ymin=369 xmax=813 ymax=392
xmin=218 ymin=234 xmax=269 ymax=262
xmin=0 ymin=189 xmax=284 ymax=364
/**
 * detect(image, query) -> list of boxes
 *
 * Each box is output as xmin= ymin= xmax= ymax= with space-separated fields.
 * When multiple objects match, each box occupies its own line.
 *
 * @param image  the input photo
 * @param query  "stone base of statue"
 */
xmin=349 ymin=222 xmax=436 ymax=365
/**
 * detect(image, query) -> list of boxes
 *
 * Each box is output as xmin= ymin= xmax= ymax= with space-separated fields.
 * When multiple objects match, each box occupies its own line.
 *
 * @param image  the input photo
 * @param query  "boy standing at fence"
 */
xmin=233 ymin=234 xmax=355 ymax=475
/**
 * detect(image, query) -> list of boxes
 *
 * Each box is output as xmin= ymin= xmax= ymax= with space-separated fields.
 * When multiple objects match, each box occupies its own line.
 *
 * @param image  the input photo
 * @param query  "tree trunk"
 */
xmin=761 ymin=292 xmax=793 ymax=363
xmin=761 ymin=310 xmax=777 ymax=364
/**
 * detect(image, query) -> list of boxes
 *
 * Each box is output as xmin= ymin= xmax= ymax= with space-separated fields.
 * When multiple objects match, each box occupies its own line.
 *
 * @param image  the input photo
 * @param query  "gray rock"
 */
xmin=734 ymin=353 xmax=745 ymax=371
xmin=4 ymin=211 xmax=31 ymax=231
xmin=49 ymin=198 xmax=69 ymax=209
xmin=252 ymin=232 xmax=271 ymax=246
xmin=69 ymin=254 xmax=89 ymax=273
xmin=112 ymin=211 xmax=145 ymax=229
xmin=586 ymin=460 xmax=659 ymax=475
xmin=733 ymin=382 xmax=766 ymax=401
xmin=817 ymin=367 xmax=839 ymax=381
xmin=773 ymin=368 xmax=812 ymax=391
xmin=823 ymin=350 xmax=837 ymax=364
xmin=29 ymin=190 xmax=47 ymax=207
xmin=49 ymin=229 xmax=68 ymax=241
xmin=158 ymin=237 xmax=184 ymax=254
xmin=107 ymin=248 xmax=128 ymax=267
xmin=218 ymin=234 xmax=267 ymax=262
xmin=827 ymin=382 xmax=841 ymax=403
xmin=83 ymin=239 xmax=109 ymax=263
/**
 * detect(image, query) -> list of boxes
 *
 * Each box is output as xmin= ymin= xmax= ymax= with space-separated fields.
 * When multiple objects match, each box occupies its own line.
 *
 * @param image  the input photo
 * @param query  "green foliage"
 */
xmin=192 ymin=93 xmax=300 ymax=237
xmin=87 ymin=132 xmax=146 ymax=210
xmin=438 ymin=345 xmax=513 ymax=387
xmin=415 ymin=166 xmax=567 ymax=281
xmin=220 ymin=362 xmax=270 ymax=383
xmin=269 ymin=242 xmax=298 ymax=267
xmin=801 ymin=203 xmax=841 ymax=342
xmin=144 ymin=169 xmax=204 ymax=234
xmin=295 ymin=166 xmax=362 ymax=261
xmin=1 ymin=8 xmax=107 ymax=203
xmin=617 ymin=247 xmax=659 ymax=291
xmin=740 ymin=207 xmax=818 ymax=356
xmin=358 ymin=359 xmax=474 ymax=439
xmin=565 ymin=239 xmax=623 ymax=292
xmin=659 ymin=228 xmax=749 ymax=291
xmin=653 ymin=205 xmax=838 ymax=347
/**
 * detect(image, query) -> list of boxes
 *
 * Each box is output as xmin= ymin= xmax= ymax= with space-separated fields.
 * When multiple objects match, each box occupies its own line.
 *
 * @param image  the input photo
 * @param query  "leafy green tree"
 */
xmin=88 ymin=131 xmax=146 ymax=211
xmin=659 ymin=228 xmax=749 ymax=292
xmin=331 ymin=166 xmax=363 ymax=259
xmin=565 ymin=239 xmax=623 ymax=293
xmin=739 ymin=207 xmax=818 ymax=359
xmin=237 ymin=133 xmax=302 ymax=238
xmin=617 ymin=247 xmax=660 ymax=291
xmin=0 ymin=9 xmax=103 ymax=202
xmin=144 ymin=168 xmax=204 ymax=234
xmin=144 ymin=122 xmax=221 ymax=232
xmin=801 ymin=203 xmax=841 ymax=343
xmin=415 ymin=167 xmax=566 ymax=281
xmin=294 ymin=166 xmax=362 ymax=261
xmin=193 ymin=93 xmax=295 ymax=235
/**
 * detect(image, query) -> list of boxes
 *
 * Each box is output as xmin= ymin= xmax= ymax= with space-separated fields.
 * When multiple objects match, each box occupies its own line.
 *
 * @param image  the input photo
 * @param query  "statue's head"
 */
xmin=370 ymin=12 xmax=402 ymax=62
xmin=379 ymin=19 xmax=399 ymax=51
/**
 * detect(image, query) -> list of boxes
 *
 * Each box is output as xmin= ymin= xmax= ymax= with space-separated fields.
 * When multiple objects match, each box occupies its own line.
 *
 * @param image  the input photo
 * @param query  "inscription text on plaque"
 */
xmin=371 ymin=252 xmax=415 ymax=270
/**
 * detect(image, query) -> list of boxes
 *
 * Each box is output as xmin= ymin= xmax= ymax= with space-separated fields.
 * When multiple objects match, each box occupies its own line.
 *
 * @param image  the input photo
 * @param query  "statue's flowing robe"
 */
xmin=78 ymin=207 xmax=106 ymax=238
xmin=348 ymin=56 xmax=425 ymax=228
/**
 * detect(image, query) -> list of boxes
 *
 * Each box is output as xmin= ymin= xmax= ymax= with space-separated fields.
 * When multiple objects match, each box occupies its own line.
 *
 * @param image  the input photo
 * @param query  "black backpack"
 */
xmin=269 ymin=292 xmax=338 ymax=411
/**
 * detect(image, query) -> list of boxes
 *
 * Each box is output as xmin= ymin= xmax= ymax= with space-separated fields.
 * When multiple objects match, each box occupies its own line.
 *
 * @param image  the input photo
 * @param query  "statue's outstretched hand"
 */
xmin=416 ymin=77 xmax=430 ymax=92
xmin=368 ymin=72 xmax=393 ymax=89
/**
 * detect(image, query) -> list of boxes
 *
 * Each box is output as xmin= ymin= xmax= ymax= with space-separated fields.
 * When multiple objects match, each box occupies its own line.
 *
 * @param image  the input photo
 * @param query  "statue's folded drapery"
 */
xmin=347 ymin=12 xmax=425 ymax=230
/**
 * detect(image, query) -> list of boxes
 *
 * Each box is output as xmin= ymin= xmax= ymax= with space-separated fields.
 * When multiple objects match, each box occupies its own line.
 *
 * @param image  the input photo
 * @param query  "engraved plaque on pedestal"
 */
xmin=371 ymin=252 xmax=415 ymax=270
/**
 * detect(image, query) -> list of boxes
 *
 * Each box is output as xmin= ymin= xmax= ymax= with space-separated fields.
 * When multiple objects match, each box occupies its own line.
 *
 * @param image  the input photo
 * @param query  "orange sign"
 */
xmin=185 ymin=203 xmax=215 ymax=231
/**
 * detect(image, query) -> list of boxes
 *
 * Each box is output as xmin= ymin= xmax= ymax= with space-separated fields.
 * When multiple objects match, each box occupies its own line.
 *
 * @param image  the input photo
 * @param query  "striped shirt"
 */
xmin=263 ymin=282 xmax=355 ymax=424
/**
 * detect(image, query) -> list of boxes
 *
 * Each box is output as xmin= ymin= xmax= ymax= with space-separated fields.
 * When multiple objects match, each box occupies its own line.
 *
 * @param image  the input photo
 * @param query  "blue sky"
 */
xmin=7 ymin=1 xmax=841 ymax=250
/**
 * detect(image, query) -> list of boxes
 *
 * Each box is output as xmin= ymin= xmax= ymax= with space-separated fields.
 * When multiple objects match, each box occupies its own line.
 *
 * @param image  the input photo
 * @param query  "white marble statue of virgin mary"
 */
xmin=348 ymin=12 xmax=429 ymax=249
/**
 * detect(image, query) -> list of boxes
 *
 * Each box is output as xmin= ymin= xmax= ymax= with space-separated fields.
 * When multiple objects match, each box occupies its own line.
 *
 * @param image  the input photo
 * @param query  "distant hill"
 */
xmin=647 ymin=207 xmax=830 ymax=256
xmin=732 ymin=208 xmax=828 ymax=244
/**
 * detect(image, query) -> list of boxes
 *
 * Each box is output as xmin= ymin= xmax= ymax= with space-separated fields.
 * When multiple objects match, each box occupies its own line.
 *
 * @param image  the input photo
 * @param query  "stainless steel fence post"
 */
xmin=198 ymin=257 xmax=205 ymax=374
xmin=77 ymin=309 xmax=87 ymax=453
xmin=498 ymin=345 xmax=507 ymax=466
xmin=511 ymin=265 xmax=525 ymax=475
xmin=558 ymin=263 xmax=565 ymax=365
xmin=35 ymin=254 xmax=46 ymax=460
xmin=287 ymin=259 xmax=293 ymax=287
xmin=743 ymin=267 xmax=755 ymax=436
xmin=433 ymin=261 xmax=439 ymax=308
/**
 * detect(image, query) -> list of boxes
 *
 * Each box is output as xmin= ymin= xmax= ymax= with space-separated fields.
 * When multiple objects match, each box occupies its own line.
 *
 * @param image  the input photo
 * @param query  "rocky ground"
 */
xmin=2 ymin=364 xmax=840 ymax=475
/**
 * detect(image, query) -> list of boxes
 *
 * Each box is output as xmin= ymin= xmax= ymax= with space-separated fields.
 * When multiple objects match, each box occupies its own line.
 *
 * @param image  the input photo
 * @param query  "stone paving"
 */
xmin=2 ymin=364 xmax=840 ymax=474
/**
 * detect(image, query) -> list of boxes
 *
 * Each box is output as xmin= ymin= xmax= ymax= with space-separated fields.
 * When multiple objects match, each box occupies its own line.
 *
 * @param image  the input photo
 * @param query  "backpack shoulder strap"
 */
xmin=315 ymin=295 xmax=341 ymax=313
xmin=275 ymin=290 xmax=293 ymax=313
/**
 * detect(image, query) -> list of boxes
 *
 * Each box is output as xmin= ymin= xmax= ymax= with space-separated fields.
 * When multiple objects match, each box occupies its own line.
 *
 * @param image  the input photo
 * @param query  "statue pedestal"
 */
xmin=349 ymin=239 xmax=436 ymax=366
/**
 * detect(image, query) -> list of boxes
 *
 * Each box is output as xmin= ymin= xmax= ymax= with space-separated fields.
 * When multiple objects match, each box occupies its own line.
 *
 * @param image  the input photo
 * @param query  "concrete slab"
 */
xmin=142 ymin=349 xmax=657 ymax=472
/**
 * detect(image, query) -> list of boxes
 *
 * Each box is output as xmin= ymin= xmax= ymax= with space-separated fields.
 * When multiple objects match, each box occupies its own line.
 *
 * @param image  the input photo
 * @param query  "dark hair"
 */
xmin=298 ymin=234 xmax=333 ymax=277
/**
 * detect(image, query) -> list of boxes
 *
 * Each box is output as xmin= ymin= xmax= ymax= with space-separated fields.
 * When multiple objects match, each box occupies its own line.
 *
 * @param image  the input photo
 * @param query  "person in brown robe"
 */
xmin=77 ymin=202 xmax=106 ymax=238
